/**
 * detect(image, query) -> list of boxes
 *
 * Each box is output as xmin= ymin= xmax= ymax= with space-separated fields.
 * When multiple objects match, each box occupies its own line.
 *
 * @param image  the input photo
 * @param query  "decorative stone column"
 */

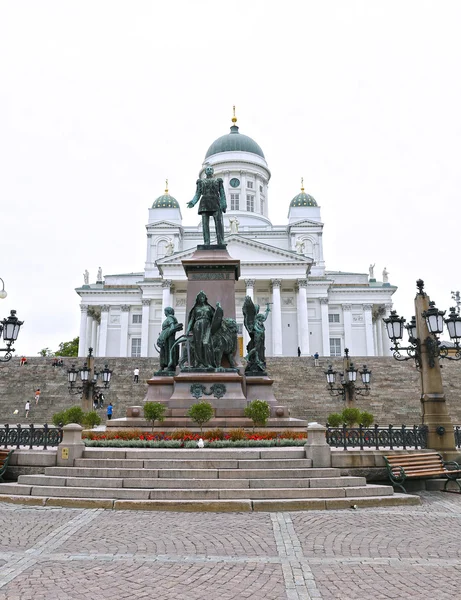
xmin=119 ymin=305 xmax=130 ymax=357
xmin=141 ymin=299 xmax=151 ymax=357
xmin=90 ymin=318 xmax=98 ymax=352
xmin=382 ymin=304 xmax=393 ymax=356
xmin=342 ymin=304 xmax=353 ymax=351
xmin=57 ymin=424 xmax=85 ymax=466
xmin=78 ymin=305 xmax=88 ymax=357
xmin=98 ymin=305 xmax=110 ymax=357
xmin=320 ymin=298 xmax=329 ymax=357
xmin=271 ymin=279 xmax=283 ymax=356
xmin=243 ymin=279 xmax=256 ymax=351
xmin=304 ymin=422 xmax=331 ymax=468
xmin=297 ymin=279 xmax=310 ymax=355
xmin=363 ymin=304 xmax=375 ymax=356
xmin=162 ymin=280 xmax=172 ymax=315
xmin=145 ymin=233 xmax=152 ymax=265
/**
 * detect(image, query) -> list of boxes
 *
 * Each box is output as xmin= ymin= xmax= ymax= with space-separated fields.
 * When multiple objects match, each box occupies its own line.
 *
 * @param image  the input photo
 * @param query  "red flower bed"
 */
xmin=83 ymin=429 xmax=307 ymax=442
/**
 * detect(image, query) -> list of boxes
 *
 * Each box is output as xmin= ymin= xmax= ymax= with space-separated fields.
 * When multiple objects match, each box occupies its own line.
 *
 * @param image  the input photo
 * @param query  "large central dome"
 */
xmin=205 ymin=124 xmax=265 ymax=159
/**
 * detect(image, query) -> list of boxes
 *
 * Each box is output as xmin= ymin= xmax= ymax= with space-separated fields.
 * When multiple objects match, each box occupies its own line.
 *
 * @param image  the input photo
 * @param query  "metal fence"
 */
xmin=326 ymin=424 xmax=429 ymax=451
xmin=0 ymin=424 xmax=63 ymax=450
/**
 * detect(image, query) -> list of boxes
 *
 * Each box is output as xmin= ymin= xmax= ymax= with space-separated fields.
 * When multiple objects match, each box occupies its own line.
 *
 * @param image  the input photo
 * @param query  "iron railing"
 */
xmin=0 ymin=424 xmax=63 ymax=450
xmin=326 ymin=424 xmax=429 ymax=451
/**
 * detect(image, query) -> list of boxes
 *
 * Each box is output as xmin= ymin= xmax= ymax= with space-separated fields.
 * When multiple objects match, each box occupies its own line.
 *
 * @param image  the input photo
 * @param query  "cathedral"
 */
xmin=76 ymin=113 xmax=396 ymax=358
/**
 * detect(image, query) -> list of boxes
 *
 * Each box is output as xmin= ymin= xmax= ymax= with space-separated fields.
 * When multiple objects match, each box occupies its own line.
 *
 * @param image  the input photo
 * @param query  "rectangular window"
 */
xmin=131 ymin=338 xmax=141 ymax=357
xmin=247 ymin=181 xmax=254 ymax=189
xmin=259 ymin=185 xmax=263 ymax=193
xmin=328 ymin=314 xmax=340 ymax=323
xmin=132 ymin=314 xmax=142 ymax=324
xmin=329 ymin=338 xmax=341 ymax=357
xmin=230 ymin=193 xmax=239 ymax=210
xmin=246 ymin=194 xmax=254 ymax=211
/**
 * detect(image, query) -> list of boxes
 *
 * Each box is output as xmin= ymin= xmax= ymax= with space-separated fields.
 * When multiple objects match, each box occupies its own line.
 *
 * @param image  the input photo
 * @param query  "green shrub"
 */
xmin=143 ymin=402 xmax=166 ymax=431
xmin=52 ymin=406 xmax=85 ymax=426
xmin=187 ymin=401 xmax=214 ymax=433
xmin=340 ymin=408 xmax=361 ymax=427
xmin=359 ymin=411 xmax=374 ymax=427
xmin=244 ymin=399 xmax=271 ymax=431
xmin=52 ymin=411 xmax=66 ymax=427
xmin=327 ymin=412 xmax=343 ymax=427
xmin=83 ymin=411 xmax=101 ymax=429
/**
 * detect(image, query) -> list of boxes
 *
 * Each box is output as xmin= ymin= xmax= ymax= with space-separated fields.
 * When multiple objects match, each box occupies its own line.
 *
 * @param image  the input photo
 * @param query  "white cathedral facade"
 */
xmin=76 ymin=115 xmax=395 ymax=359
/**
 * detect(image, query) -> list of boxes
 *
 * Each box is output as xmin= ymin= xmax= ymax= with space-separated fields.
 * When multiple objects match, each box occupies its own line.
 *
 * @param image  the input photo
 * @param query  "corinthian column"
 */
xmin=320 ymin=298 xmax=329 ymax=356
xmin=78 ymin=305 xmax=88 ymax=357
xmin=119 ymin=305 xmax=130 ymax=357
xmin=297 ymin=279 xmax=310 ymax=355
xmin=271 ymin=279 xmax=283 ymax=356
xmin=162 ymin=280 xmax=172 ymax=315
xmin=141 ymin=299 xmax=151 ymax=357
xmin=363 ymin=304 xmax=375 ymax=356
xmin=342 ymin=304 xmax=353 ymax=351
xmin=98 ymin=305 xmax=110 ymax=357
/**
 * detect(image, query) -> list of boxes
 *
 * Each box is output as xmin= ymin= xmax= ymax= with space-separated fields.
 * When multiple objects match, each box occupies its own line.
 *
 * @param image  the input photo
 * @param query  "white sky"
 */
xmin=1 ymin=1 xmax=460 ymax=355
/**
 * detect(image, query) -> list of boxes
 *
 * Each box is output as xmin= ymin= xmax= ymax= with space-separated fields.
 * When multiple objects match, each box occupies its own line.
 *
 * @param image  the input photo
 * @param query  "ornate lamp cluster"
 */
xmin=383 ymin=279 xmax=461 ymax=368
xmin=0 ymin=279 xmax=24 ymax=363
xmin=325 ymin=348 xmax=372 ymax=400
xmin=67 ymin=347 xmax=112 ymax=396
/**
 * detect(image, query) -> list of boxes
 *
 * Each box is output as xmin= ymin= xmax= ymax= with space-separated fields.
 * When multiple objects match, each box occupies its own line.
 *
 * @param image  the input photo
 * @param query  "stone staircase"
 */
xmin=0 ymin=447 xmax=419 ymax=511
xmin=2 ymin=356 xmax=461 ymax=425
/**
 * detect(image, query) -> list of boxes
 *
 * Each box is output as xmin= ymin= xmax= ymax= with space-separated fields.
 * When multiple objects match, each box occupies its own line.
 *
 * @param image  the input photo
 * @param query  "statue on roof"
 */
xmin=383 ymin=267 xmax=389 ymax=283
xmin=187 ymin=165 xmax=227 ymax=246
xmin=83 ymin=270 xmax=89 ymax=285
xmin=369 ymin=264 xmax=375 ymax=279
xmin=96 ymin=267 xmax=102 ymax=282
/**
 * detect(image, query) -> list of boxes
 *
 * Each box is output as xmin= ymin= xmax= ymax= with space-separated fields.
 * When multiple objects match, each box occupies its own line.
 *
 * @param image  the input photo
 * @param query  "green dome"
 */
xmin=152 ymin=193 xmax=180 ymax=209
xmin=290 ymin=191 xmax=317 ymax=208
xmin=205 ymin=125 xmax=265 ymax=159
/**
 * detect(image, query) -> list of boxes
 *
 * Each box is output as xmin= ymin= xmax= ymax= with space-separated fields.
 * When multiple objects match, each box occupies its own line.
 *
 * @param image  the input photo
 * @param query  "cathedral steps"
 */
xmin=0 ymin=447 xmax=420 ymax=510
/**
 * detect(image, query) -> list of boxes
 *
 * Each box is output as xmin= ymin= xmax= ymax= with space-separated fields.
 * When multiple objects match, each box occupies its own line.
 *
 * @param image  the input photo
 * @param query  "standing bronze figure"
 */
xmin=243 ymin=296 xmax=271 ymax=374
xmin=187 ymin=165 xmax=227 ymax=246
xmin=156 ymin=307 xmax=183 ymax=373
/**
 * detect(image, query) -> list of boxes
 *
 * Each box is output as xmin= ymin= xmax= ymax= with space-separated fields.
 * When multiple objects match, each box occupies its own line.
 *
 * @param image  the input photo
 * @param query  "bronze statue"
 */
xmin=243 ymin=296 xmax=271 ymax=374
xmin=187 ymin=166 xmax=227 ymax=246
xmin=156 ymin=307 xmax=183 ymax=373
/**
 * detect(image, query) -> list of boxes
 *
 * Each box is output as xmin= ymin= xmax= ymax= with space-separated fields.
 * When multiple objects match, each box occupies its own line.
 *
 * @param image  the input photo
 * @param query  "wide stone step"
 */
xmin=73 ymin=457 xmax=314 ymax=470
xmin=82 ymin=448 xmax=307 ymax=460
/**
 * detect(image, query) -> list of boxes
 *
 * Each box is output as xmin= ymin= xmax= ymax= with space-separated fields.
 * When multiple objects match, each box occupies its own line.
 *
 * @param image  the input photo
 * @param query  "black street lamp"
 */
xmin=0 ymin=310 xmax=24 ymax=363
xmin=67 ymin=347 xmax=113 ymax=411
xmin=325 ymin=348 xmax=371 ymax=406
xmin=383 ymin=279 xmax=459 ymax=457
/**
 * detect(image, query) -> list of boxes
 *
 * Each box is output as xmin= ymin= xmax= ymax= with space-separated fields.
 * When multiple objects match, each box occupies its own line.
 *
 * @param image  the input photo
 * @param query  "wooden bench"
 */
xmin=384 ymin=452 xmax=461 ymax=493
xmin=0 ymin=449 xmax=14 ymax=482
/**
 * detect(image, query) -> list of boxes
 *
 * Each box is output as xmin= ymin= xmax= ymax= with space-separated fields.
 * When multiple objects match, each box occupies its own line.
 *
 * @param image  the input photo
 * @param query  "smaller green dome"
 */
xmin=290 ymin=191 xmax=317 ymax=208
xmin=152 ymin=193 xmax=180 ymax=209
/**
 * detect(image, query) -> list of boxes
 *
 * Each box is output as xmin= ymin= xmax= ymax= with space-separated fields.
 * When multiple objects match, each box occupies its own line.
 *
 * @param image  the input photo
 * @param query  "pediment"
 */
xmin=156 ymin=235 xmax=313 ymax=266
xmin=287 ymin=218 xmax=323 ymax=229
xmin=147 ymin=220 xmax=183 ymax=229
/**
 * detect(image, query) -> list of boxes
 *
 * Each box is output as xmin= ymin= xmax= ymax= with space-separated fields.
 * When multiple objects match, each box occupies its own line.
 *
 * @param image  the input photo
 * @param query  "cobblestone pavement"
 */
xmin=0 ymin=492 xmax=460 ymax=599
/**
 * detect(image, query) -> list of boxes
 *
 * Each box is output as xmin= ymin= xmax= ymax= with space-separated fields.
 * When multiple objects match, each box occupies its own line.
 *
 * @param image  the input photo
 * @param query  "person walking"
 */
xmin=34 ymin=388 xmax=41 ymax=405
xmin=133 ymin=367 xmax=139 ymax=383
xmin=297 ymin=347 xmax=301 ymax=358
xmin=107 ymin=403 xmax=113 ymax=420
xmin=314 ymin=352 xmax=319 ymax=367
xmin=25 ymin=400 xmax=30 ymax=418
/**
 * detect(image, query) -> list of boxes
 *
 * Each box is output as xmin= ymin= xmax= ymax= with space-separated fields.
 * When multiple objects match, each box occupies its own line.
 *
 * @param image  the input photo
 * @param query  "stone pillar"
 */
xmin=85 ymin=313 xmax=92 ymax=354
xmin=271 ymin=279 xmax=283 ymax=356
xmin=95 ymin=323 xmax=100 ymax=357
xmin=162 ymin=280 xmax=172 ymax=315
xmin=57 ymin=424 xmax=85 ymax=466
xmin=145 ymin=233 xmax=152 ymax=265
xmin=297 ymin=279 xmax=310 ymax=355
xmin=304 ymin=422 xmax=331 ymax=467
xmin=342 ymin=304 xmax=352 ymax=351
xmin=320 ymin=298 xmax=329 ymax=357
xmin=90 ymin=318 xmax=98 ymax=352
xmin=373 ymin=320 xmax=379 ymax=356
xmin=244 ymin=279 xmax=255 ymax=351
xmin=240 ymin=170 xmax=246 ymax=208
xmin=382 ymin=304 xmax=393 ymax=356
xmin=363 ymin=304 xmax=375 ymax=356
xmin=119 ymin=305 xmax=130 ymax=357
xmin=141 ymin=299 xmax=151 ymax=357
xmin=78 ymin=305 xmax=88 ymax=356
xmin=376 ymin=315 xmax=384 ymax=356
xmin=98 ymin=305 xmax=110 ymax=357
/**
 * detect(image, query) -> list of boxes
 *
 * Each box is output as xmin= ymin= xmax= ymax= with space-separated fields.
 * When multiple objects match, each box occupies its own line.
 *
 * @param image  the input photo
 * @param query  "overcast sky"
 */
xmin=1 ymin=1 xmax=460 ymax=356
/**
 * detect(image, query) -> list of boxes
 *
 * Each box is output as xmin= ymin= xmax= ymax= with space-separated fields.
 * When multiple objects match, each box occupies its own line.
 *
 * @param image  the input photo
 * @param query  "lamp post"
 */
xmin=325 ymin=348 xmax=371 ymax=408
xmin=383 ymin=279 xmax=460 ymax=458
xmin=67 ymin=347 xmax=112 ymax=412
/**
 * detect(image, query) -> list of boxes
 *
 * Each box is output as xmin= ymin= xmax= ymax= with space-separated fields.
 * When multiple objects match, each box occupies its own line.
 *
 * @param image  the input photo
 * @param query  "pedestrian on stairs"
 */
xmin=34 ymin=389 xmax=41 ymax=405
xmin=25 ymin=401 xmax=30 ymax=418
xmin=107 ymin=403 xmax=113 ymax=420
xmin=314 ymin=352 xmax=319 ymax=366
xmin=133 ymin=367 xmax=139 ymax=383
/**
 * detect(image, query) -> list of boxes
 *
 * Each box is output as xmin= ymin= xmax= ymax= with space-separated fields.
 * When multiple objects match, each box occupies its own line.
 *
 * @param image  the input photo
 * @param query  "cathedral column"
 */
xmin=244 ymin=279 xmax=255 ymax=351
xmin=162 ymin=280 xmax=172 ymax=315
xmin=78 ymin=305 xmax=88 ymax=357
xmin=86 ymin=313 xmax=93 ymax=353
xmin=141 ymin=299 xmax=151 ymax=357
xmin=363 ymin=304 xmax=375 ymax=356
xmin=320 ymin=298 xmax=330 ymax=356
xmin=240 ymin=170 xmax=246 ymax=210
xmin=146 ymin=234 xmax=152 ymax=265
xmin=271 ymin=279 xmax=283 ymax=356
xmin=95 ymin=323 xmax=100 ymax=357
xmin=98 ymin=305 xmax=110 ymax=357
xmin=90 ymin=318 xmax=98 ymax=353
xmin=297 ymin=279 xmax=310 ymax=355
xmin=382 ymin=304 xmax=393 ymax=356
xmin=119 ymin=305 xmax=130 ymax=357
xmin=342 ymin=304 xmax=353 ymax=351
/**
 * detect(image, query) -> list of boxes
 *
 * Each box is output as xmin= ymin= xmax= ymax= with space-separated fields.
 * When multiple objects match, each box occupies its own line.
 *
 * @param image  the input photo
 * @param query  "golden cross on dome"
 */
xmin=301 ymin=177 xmax=304 ymax=192
xmin=165 ymin=179 xmax=169 ymax=194
xmin=232 ymin=106 xmax=237 ymax=124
